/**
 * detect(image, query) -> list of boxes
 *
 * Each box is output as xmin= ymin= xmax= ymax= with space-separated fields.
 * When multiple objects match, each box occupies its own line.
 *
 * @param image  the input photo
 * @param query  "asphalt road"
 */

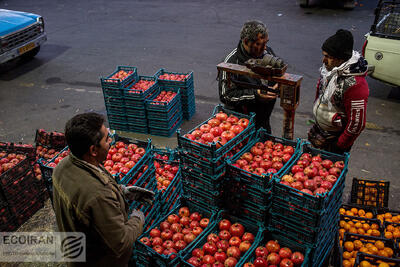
xmin=0 ymin=0 xmax=399 ymax=208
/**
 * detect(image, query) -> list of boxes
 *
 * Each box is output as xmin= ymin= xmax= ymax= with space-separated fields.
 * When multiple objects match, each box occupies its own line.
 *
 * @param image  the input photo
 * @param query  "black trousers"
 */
xmin=226 ymin=98 xmax=276 ymax=134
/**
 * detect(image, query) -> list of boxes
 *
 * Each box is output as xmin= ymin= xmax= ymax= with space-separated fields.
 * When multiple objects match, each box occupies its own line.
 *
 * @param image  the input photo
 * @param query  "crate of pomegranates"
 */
xmin=134 ymin=197 xmax=217 ymax=267
xmin=123 ymin=75 xmax=158 ymax=104
xmin=272 ymin=143 xmax=349 ymax=213
xmin=226 ymin=128 xmax=301 ymax=192
xmin=177 ymin=104 xmax=256 ymax=161
xmin=180 ymin=210 xmax=263 ymax=267
xmin=0 ymin=151 xmax=31 ymax=188
xmin=101 ymin=66 xmax=138 ymax=90
xmin=154 ymin=68 xmax=194 ymax=88
xmin=240 ymin=227 xmax=310 ymax=267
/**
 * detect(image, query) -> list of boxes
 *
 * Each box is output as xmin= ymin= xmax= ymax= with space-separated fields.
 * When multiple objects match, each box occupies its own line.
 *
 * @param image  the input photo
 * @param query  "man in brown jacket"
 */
xmin=53 ymin=113 xmax=152 ymax=267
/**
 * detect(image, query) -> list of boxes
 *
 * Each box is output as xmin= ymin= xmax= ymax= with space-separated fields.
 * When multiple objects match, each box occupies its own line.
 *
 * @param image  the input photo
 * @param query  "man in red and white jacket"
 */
xmin=310 ymin=29 xmax=369 ymax=154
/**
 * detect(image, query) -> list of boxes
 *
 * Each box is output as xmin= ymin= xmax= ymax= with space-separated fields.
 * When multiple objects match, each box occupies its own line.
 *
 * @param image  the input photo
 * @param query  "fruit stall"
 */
xmin=0 ymin=66 xmax=399 ymax=267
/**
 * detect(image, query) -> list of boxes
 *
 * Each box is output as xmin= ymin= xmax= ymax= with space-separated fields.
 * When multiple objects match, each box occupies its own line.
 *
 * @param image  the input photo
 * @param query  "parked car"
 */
xmin=299 ymin=0 xmax=355 ymax=9
xmin=0 ymin=9 xmax=47 ymax=64
xmin=363 ymin=0 xmax=400 ymax=87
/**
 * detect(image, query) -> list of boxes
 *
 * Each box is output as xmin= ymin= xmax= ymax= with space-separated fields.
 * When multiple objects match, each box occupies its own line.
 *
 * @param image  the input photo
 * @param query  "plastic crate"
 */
xmin=272 ymin=143 xmax=349 ymax=213
xmin=154 ymin=68 xmax=194 ymax=87
xmin=145 ymin=87 xmax=181 ymax=113
xmin=355 ymin=252 xmax=400 ymax=267
xmin=0 ymin=203 xmax=16 ymax=232
xmin=126 ymin=114 xmax=147 ymax=125
xmin=309 ymin=229 xmax=336 ymax=267
xmin=177 ymin=104 xmax=256 ymax=160
xmin=350 ymin=177 xmax=390 ymax=209
xmin=127 ymin=124 xmax=149 ymax=134
xmin=12 ymin=197 xmax=44 ymax=228
xmin=149 ymin=115 xmax=182 ymax=137
xmin=107 ymin=112 xmax=127 ymax=124
xmin=105 ymin=104 xmax=126 ymax=115
xmin=103 ymin=94 xmax=125 ymax=106
xmin=226 ymin=128 xmax=301 ymax=192
xmin=35 ymin=129 xmax=65 ymax=149
xmin=0 ymin=142 xmax=36 ymax=160
xmin=339 ymin=214 xmax=383 ymax=240
xmin=0 ymin=153 xmax=31 ymax=188
xmin=180 ymin=210 xmax=263 ymax=267
xmin=240 ymin=227 xmax=311 ymax=267
xmin=125 ymin=106 xmax=147 ymax=118
xmin=123 ymin=75 xmax=158 ymax=101
xmin=179 ymin=151 xmax=226 ymax=176
xmin=181 ymin=181 xmax=222 ymax=210
xmin=109 ymin=121 xmax=129 ymax=132
xmin=147 ymin=100 xmax=181 ymax=121
xmin=341 ymin=232 xmax=399 ymax=266
xmin=2 ymin=169 xmax=42 ymax=214
xmin=148 ymin=107 xmax=182 ymax=129
xmin=153 ymin=147 xmax=178 ymax=162
xmin=101 ymin=66 xmax=138 ymax=89
xmin=181 ymin=166 xmax=224 ymax=193
xmin=383 ymin=221 xmax=400 ymax=246
xmin=134 ymin=197 xmax=217 ymax=267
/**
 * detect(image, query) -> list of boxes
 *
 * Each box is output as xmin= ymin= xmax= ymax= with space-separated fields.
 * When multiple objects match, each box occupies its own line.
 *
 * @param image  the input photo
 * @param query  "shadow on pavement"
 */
xmin=0 ymin=44 xmax=70 ymax=81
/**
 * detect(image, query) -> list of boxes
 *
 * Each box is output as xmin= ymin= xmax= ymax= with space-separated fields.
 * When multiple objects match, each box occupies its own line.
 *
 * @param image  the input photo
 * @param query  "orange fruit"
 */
xmin=365 ymin=212 xmax=373 ymax=219
xmin=346 ymin=210 xmax=355 ymax=216
xmin=359 ymin=247 xmax=369 ymax=253
xmin=386 ymin=225 xmax=395 ymax=232
xmin=366 ymin=229 xmax=373 ymax=236
xmin=365 ymin=243 xmax=374 ymax=249
xmin=392 ymin=230 xmax=400 ymax=238
xmin=349 ymin=257 xmax=356 ymax=266
xmin=342 ymin=260 xmax=352 ymax=267
xmin=354 ymin=240 xmax=363 ymax=250
xmin=359 ymin=261 xmax=371 ymax=267
xmin=375 ymin=240 xmax=385 ymax=250
xmin=377 ymin=249 xmax=389 ymax=257
xmin=342 ymin=251 xmax=352 ymax=259
xmin=384 ymin=247 xmax=394 ymax=257
xmin=349 ymin=227 xmax=358 ymax=234
xmin=348 ymin=221 xmax=355 ymax=227
xmin=371 ymin=229 xmax=381 ymax=237
xmin=384 ymin=213 xmax=392 ymax=220
xmin=339 ymin=208 xmax=346 ymax=215
xmin=378 ymin=263 xmax=390 ymax=267
xmin=368 ymin=245 xmax=379 ymax=255
xmin=357 ymin=228 xmax=366 ymax=235
xmin=344 ymin=223 xmax=351 ymax=231
xmin=351 ymin=208 xmax=358 ymax=214
xmin=371 ymin=223 xmax=379 ymax=230
xmin=384 ymin=231 xmax=393 ymax=239
xmin=358 ymin=209 xmax=366 ymax=217
xmin=355 ymin=222 xmax=363 ymax=229
xmin=344 ymin=241 xmax=354 ymax=252
xmin=363 ymin=223 xmax=371 ymax=231
xmin=340 ymin=220 xmax=346 ymax=228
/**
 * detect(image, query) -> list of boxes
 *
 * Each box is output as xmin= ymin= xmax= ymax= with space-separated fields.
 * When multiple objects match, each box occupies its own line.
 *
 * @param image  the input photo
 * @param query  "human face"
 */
xmin=322 ymin=51 xmax=345 ymax=71
xmin=245 ymin=33 xmax=268 ymax=58
xmin=94 ymin=125 xmax=112 ymax=164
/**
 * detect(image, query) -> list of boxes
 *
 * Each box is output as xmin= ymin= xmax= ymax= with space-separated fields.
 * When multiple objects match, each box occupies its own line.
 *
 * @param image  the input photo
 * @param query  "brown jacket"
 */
xmin=53 ymin=154 xmax=143 ymax=267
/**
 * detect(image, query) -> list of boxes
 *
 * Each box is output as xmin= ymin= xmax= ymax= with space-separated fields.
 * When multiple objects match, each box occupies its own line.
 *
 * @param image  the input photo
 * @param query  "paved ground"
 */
xmin=0 ymin=0 xmax=399 ymax=210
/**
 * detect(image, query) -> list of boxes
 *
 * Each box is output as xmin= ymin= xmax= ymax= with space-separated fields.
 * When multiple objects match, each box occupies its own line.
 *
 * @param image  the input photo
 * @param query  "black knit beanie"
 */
xmin=322 ymin=29 xmax=354 ymax=61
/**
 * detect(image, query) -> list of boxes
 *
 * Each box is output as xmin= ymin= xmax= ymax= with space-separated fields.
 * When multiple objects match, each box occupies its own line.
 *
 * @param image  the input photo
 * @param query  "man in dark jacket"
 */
xmin=53 ymin=113 xmax=153 ymax=267
xmin=219 ymin=20 xmax=278 ymax=133
xmin=308 ymin=29 xmax=369 ymax=154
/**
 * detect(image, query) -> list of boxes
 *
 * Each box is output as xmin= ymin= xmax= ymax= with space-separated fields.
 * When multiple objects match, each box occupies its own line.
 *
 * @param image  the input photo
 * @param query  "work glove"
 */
xmin=129 ymin=209 xmax=145 ymax=225
xmin=120 ymin=185 xmax=155 ymax=205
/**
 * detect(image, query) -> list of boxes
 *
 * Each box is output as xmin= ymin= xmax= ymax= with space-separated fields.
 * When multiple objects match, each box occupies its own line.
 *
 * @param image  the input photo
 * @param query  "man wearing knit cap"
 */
xmin=308 ymin=29 xmax=369 ymax=154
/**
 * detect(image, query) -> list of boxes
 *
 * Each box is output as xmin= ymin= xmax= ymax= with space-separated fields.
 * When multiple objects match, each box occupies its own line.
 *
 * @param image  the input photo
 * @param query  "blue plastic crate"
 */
xmin=149 ymin=116 xmax=182 ymax=137
xmin=154 ymin=68 xmax=194 ymax=87
xmin=118 ymin=153 xmax=153 ymax=185
xmin=179 ymin=150 xmax=227 ymax=176
xmin=160 ymin=182 xmax=182 ymax=216
xmin=181 ymin=167 xmax=224 ymax=192
xmin=272 ymin=143 xmax=349 ymax=213
xmin=112 ymin=135 xmax=152 ymax=184
xmin=177 ymin=104 xmax=256 ymax=161
xmin=123 ymin=75 xmax=159 ymax=101
xmin=153 ymin=147 xmax=179 ymax=162
xmin=125 ymin=106 xmax=147 ymax=118
xmin=105 ymin=104 xmax=126 ymax=115
xmin=134 ymin=197 xmax=217 ymax=267
xmin=126 ymin=124 xmax=148 ymax=134
xmin=101 ymin=66 xmax=138 ymax=89
xmin=107 ymin=112 xmax=127 ymax=124
xmin=148 ymin=107 xmax=182 ymax=129
xmin=180 ymin=210 xmax=263 ymax=267
xmin=181 ymin=181 xmax=222 ymax=209
xmin=126 ymin=114 xmax=147 ymax=125
xmin=239 ymin=227 xmax=311 ymax=267
xmin=226 ymin=128 xmax=302 ymax=192
xmin=145 ymin=87 xmax=181 ymax=113
xmin=103 ymin=94 xmax=125 ymax=106
xmin=109 ymin=121 xmax=129 ymax=131
xmin=147 ymin=102 xmax=181 ymax=121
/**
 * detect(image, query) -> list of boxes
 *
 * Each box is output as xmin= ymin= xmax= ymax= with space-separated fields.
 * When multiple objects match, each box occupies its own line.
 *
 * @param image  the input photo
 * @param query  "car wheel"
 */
xmin=20 ymin=46 xmax=41 ymax=61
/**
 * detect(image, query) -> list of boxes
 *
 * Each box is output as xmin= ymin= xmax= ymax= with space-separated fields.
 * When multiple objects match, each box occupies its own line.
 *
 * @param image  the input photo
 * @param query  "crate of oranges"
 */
xmin=339 ymin=215 xmax=382 ymax=243
xmin=350 ymin=178 xmax=390 ymax=209
xmin=382 ymin=221 xmax=400 ymax=249
xmin=341 ymin=232 xmax=398 ymax=267
xmin=355 ymin=251 xmax=400 ymax=267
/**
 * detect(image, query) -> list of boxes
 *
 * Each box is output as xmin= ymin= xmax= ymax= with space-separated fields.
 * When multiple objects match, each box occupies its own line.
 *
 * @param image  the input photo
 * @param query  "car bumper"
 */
xmin=0 ymin=33 xmax=47 ymax=64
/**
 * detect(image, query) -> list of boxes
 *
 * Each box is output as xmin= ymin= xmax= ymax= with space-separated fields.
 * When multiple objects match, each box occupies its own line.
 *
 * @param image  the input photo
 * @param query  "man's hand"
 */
xmin=120 ymin=185 xmax=155 ymax=205
xmin=129 ymin=209 xmax=145 ymax=224
xmin=257 ymin=83 xmax=279 ymax=100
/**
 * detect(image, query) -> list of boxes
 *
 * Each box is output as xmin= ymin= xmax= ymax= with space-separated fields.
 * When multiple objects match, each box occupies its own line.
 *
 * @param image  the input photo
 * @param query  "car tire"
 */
xmin=20 ymin=46 xmax=41 ymax=61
